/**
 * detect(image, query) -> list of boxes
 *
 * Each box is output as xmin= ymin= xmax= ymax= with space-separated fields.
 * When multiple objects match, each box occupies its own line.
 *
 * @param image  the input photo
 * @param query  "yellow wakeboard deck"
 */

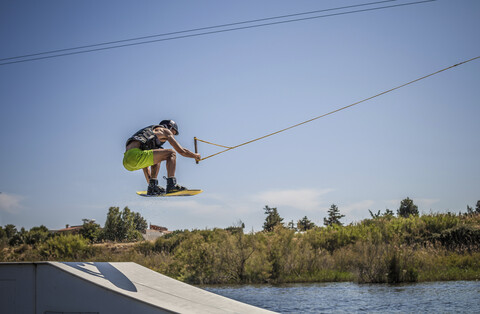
xmin=136 ymin=189 xmax=203 ymax=197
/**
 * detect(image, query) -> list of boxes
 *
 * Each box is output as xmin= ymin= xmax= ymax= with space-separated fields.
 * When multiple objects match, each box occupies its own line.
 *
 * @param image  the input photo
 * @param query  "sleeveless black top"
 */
xmin=126 ymin=125 xmax=166 ymax=150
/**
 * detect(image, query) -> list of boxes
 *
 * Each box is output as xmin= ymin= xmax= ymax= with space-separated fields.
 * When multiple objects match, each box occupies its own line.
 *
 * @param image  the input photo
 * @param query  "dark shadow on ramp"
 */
xmin=63 ymin=262 xmax=137 ymax=292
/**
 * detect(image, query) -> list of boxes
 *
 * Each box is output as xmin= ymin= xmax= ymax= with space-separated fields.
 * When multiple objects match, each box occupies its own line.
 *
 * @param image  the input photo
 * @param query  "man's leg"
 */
xmin=144 ymin=152 xmax=169 ymax=195
xmin=153 ymin=149 xmax=186 ymax=193
xmin=142 ymin=163 xmax=161 ymax=182
xmin=150 ymin=163 xmax=161 ymax=179
xmin=153 ymin=149 xmax=176 ymax=177
xmin=144 ymin=163 xmax=165 ymax=195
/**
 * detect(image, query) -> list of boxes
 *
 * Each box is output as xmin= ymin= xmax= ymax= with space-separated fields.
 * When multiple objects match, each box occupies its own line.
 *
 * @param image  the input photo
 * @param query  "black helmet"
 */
xmin=159 ymin=120 xmax=179 ymax=135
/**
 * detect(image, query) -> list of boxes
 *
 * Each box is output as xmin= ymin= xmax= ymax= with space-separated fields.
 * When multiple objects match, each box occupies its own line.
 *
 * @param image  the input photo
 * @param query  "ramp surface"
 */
xmin=0 ymin=262 xmax=275 ymax=314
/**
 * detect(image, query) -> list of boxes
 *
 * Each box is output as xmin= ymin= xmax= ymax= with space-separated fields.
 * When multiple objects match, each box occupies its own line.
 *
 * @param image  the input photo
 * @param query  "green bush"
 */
xmin=431 ymin=225 xmax=480 ymax=251
xmin=40 ymin=234 xmax=92 ymax=260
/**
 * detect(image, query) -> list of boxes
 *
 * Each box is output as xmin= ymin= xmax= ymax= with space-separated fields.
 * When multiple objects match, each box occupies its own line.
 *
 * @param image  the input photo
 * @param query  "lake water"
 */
xmin=202 ymin=281 xmax=480 ymax=313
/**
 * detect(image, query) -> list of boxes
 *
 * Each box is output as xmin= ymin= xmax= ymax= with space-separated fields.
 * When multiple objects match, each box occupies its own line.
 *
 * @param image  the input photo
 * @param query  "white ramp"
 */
xmin=0 ymin=262 xmax=276 ymax=314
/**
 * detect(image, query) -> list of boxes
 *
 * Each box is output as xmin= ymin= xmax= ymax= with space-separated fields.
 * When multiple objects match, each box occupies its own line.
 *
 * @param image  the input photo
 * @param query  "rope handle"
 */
xmin=194 ymin=137 xmax=199 ymax=164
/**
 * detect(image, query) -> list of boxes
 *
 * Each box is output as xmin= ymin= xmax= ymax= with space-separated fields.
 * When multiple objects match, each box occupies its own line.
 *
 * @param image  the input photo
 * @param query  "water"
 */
xmin=202 ymin=281 xmax=480 ymax=313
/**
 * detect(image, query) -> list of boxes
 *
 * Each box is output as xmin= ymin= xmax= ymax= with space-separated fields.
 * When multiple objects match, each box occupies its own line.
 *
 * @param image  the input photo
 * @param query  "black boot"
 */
xmin=166 ymin=177 xmax=187 ymax=194
xmin=147 ymin=178 xmax=165 ymax=195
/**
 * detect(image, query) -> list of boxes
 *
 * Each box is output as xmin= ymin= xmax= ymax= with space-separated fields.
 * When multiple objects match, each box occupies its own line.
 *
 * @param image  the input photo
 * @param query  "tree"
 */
xmin=467 ymin=201 xmax=480 ymax=215
xmin=467 ymin=205 xmax=474 ymax=215
xmin=384 ymin=208 xmax=395 ymax=217
xmin=80 ymin=219 xmax=101 ymax=243
xmin=369 ymin=209 xmax=395 ymax=219
xmin=4 ymin=224 xmax=17 ymax=239
xmin=263 ymin=206 xmax=283 ymax=232
xmin=287 ymin=220 xmax=297 ymax=231
xmin=225 ymin=220 xmax=245 ymax=234
xmin=397 ymin=198 xmax=419 ymax=218
xmin=369 ymin=209 xmax=382 ymax=219
xmin=297 ymin=216 xmax=316 ymax=231
xmin=102 ymin=206 xmax=146 ymax=242
xmin=24 ymin=225 xmax=51 ymax=246
xmin=103 ymin=207 xmax=122 ymax=241
xmin=8 ymin=227 xmax=26 ymax=246
xmin=0 ymin=226 xmax=6 ymax=243
xmin=324 ymin=204 xmax=345 ymax=226
xmin=133 ymin=212 xmax=148 ymax=233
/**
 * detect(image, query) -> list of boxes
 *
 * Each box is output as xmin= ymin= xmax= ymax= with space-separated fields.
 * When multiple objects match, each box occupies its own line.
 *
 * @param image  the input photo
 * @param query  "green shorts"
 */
xmin=123 ymin=148 xmax=155 ymax=171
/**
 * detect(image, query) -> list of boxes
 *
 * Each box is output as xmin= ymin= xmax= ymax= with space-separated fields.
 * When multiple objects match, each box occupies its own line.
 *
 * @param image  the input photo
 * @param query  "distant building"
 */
xmin=51 ymin=219 xmax=98 ymax=235
xmin=149 ymin=224 xmax=169 ymax=232
xmin=142 ymin=224 xmax=171 ymax=241
xmin=53 ymin=224 xmax=83 ymax=234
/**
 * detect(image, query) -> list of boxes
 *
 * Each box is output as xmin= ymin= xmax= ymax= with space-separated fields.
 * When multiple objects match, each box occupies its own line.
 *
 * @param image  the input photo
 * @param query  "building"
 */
xmin=142 ymin=224 xmax=171 ymax=241
xmin=52 ymin=224 xmax=83 ymax=234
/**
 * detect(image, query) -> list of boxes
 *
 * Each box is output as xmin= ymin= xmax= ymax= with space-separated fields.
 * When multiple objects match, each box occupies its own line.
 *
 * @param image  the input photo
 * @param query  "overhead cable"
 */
xmin=0 ymin=1 xmax=398 ymax=62
xmin=0 ymin=0 xmax=435 ymax=66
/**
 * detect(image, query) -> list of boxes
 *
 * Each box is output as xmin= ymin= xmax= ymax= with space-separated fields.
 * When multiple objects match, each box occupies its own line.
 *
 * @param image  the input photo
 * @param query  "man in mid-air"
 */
xmin=123 ymin=120 xmax=201 ymax=195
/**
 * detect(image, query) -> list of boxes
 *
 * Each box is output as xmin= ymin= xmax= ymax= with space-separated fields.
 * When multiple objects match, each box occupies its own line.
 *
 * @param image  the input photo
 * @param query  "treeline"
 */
xmin=135 ymin=209 xmax=480 ymax=284
xmin=1 ymin=199 xmax=480 ymax=285
xmin=0 ymin=206 xmax=146 ymax=258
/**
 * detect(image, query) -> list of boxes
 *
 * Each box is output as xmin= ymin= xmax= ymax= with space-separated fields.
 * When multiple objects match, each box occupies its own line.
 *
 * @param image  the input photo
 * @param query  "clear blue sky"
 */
xmin=1 ymin=0 xmax=479 ymax=232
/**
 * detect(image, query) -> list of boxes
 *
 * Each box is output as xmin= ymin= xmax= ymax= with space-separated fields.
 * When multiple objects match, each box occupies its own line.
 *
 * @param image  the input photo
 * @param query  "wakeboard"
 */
xmin=136 ymin=189 xmax=203 ymax=197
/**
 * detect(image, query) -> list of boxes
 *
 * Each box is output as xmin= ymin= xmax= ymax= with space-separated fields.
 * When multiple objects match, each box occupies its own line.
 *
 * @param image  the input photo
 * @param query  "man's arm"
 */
xmin=157 ymin=128 xmax=201 ymax=161
xmin=168 ymin=135 xmax=201 ymax=160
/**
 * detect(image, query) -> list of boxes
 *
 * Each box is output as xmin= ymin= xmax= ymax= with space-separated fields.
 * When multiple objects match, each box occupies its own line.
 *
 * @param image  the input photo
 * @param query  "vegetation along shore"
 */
xmin=1 ymin=198 xmax=479 ymax=285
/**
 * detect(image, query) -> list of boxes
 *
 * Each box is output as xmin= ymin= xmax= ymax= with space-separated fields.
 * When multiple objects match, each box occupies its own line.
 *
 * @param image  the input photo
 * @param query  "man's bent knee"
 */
xmin=153 ymin=149 xmax=176 ymax=163
xmin=167 ymin=149 xmax=176 ymax=159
